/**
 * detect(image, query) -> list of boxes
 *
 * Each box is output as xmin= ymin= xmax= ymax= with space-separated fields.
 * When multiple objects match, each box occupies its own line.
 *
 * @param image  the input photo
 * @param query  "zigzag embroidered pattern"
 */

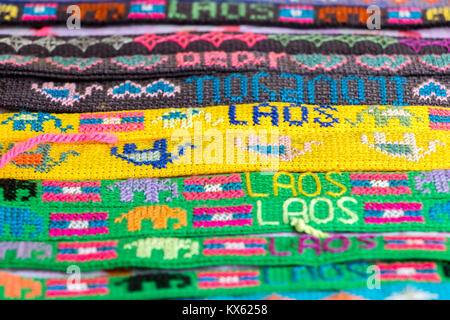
xmin=0 ymin=1 xmax=448 ymax=28
xmin=0 ymin=105 xmax=446 ymax=179
xmin=0 ymin=103 xmax=445 ymax=142
xmin=0 ymin=53 xmax=448 ymax=78
xmin=0 ymin=171 xmax=448 ymax=241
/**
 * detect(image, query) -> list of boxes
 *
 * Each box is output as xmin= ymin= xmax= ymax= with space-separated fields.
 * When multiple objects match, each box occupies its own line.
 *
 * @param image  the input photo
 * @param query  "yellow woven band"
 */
xmin=0 ymin=103 xmax=447 ymax=180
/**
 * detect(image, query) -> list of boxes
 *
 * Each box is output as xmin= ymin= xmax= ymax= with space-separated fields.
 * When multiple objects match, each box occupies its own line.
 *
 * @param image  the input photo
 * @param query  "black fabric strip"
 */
xmin=0 ymin=72 xmax=446 ymax=112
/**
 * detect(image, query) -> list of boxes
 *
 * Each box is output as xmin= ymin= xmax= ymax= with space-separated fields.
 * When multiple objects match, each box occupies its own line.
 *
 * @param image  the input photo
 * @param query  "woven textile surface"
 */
xmin=0 ymin=0 xmax=448 ymax=301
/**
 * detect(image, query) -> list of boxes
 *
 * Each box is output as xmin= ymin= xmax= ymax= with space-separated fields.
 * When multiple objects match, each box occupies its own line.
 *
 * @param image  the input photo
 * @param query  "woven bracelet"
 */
xmin=3 ymin=0 xmax=446 ymax=9
xmin=0 ymin=104 xmax=447 ymax=179
xmin=0 ymin=171 xmax=448 ymax=241
xmin=0 ymin=33 xmax=448 ymax=57
xmin=3 ymin=0 xmax=447 ymax=9
xmin=2 ymin=233 xmax=450 ymax=271
xmin=1 ymin=74 xmax=449 ymax=112
xmin=206 ymin=282 xmax=450 ymax=300
xmin=1 ymin=260 xmax=450 ymax=299
xmin=0 ymin=53 xmax=448 ymax=79
xmin=0 ymin=1 xmax=448 ymax=28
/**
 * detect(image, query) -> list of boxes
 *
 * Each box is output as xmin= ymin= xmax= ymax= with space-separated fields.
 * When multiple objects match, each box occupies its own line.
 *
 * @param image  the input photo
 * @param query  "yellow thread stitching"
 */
xmin=290 ymin=217 xmax=331 ymax=239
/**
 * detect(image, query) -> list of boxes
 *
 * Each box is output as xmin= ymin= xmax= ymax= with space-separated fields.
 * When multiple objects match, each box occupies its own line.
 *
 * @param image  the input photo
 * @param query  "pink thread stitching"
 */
xmin=0 ymin=133 xmax=118 ymax=169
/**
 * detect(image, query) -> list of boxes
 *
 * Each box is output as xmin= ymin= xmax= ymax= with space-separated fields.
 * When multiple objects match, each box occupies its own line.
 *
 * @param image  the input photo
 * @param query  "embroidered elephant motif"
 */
xmin=114 ymin=205 xmax=187 ymax=232
xmin=1 ymin=111 xmax=73 ymax=132
xmin=0 ymin=241 xmax=52 ymax=260
xmin=124 ymin=237 xmax=199 ymax=260
xmin=346 ymin=106 xmax=422 ymax=127
xmin=107 ymin=178 xmax=179 ymax=203
xmin=414 ymin=169 xmax=450 ymax=194
xmin=77 ymin=3 xmax=126 ymax=21
xmin=0 ymin=179 xmax=37 ymax=201
xmin=0 ymin=272 xmax=42 ymax=299
xmin=361 ymin=132 xmax=445 ymax=162
xmin=0 ymin=143 xmax=80 ymax=173
xmin=116 ymin=273 xmax=191 ymax=292
xmin=0 ymin=207 xmax=43 ymax=239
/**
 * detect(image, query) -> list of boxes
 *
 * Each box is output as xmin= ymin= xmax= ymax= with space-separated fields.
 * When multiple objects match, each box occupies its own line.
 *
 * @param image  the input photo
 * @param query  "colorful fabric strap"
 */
xmin=206 ymin=283 xmax=450 ymax=300
xmin=2 ymin=53 xmax=448 ymax=78
xmin=0 ymin=1 xmax=448 ymax=28
xmin=1 ymin=260 xmax=450 ymax=299
xmin=0 ymin=104 xmax=447 ymax=179
xmin=2 ymin=233 xmax=450 ymax=271
xmin=0 ymin=33 xmax=448 ymax=57
xmin=1 ymin=25 xmax=448 ymax=38
xmin=1 ymin=0 xmax=448 ymax=10
xmin=0 ymin=74 xmax=448 ymax=112
xmin=0 ymin=170 xmax=448 ymax=241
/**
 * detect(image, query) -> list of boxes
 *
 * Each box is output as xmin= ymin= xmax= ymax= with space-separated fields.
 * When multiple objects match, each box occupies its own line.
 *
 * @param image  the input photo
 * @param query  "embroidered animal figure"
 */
xmin=346 ymin=106 xmax=422 ymax=127
xmin=124 ymin=237 xmax=199 ymax=260
xmin=151 ymin=108 xmax=221 ymax=129
xmin=1 ymin=111 xmax=73 ymax=132
xmin=107 ymin=178 xmax=178 ymax=203
xmin=414 ymin=169 xmax=450 ymax=194
xmin=0 ymin=207 xmax=43 ymax=238
xmin=355 ymin=55 xmax=412 ymax=72
xmin=114 ymin=205 xmax=187 ymax=232
xmin=0 ymin=241 xmax=52 ymax=260
xmin=117 ymin=273 xmax=191 ymax=292
xmin=77 ymin=3 xmax=126 ymax=21
xmin=0 ymin=179 xmax=37 ymax=201
xmin=361 ymin=132 xmax=445 ymax=162
xmin=31 ymin=82 xmax=103 ymax=106
xmin=235 ymin=135 xmax=322 ymax=162
xmin=110 ymin=139 xmax=194 ymax=168
xmin=0 ymin=272 xmax=42 ymax=299
xmin=3 ymin=144 xmax=80 ymax=173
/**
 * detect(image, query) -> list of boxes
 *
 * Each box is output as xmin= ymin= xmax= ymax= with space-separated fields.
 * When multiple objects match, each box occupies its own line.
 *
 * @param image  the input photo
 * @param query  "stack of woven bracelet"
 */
xmin=0 ymin=0 xmax=448 ymax=301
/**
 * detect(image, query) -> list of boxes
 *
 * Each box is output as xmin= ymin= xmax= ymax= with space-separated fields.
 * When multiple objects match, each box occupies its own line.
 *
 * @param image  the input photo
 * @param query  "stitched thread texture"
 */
xmin=0 ymin=171 xmax=448 ymax=241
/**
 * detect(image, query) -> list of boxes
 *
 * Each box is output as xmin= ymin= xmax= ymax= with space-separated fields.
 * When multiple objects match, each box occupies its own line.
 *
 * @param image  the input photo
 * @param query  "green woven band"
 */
xmin=1 ymin=260 xmax=449 ymax=300
xmin=0 ymin=171 xmax=448 ymax=241
xmin=2 ymin=233 xmax=450 ymax=271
